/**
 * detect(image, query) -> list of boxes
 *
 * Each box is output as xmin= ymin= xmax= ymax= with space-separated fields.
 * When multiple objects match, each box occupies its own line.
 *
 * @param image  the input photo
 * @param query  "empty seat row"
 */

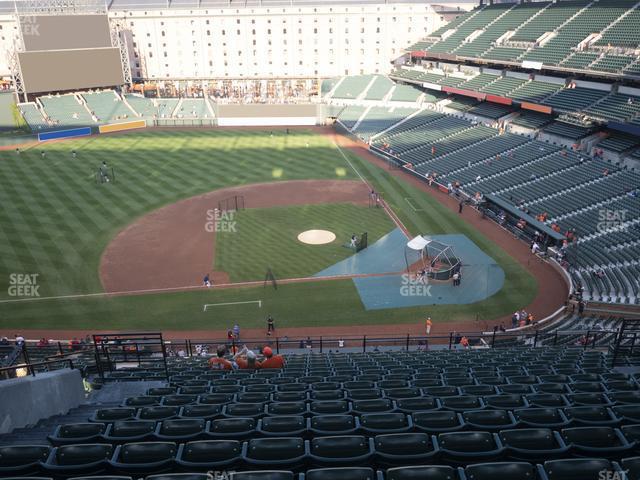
xmin=8 ymin=427 xmax=640 ymax=476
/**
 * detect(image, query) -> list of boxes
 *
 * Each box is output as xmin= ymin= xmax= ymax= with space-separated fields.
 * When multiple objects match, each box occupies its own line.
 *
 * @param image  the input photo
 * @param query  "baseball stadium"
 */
xmin=0 ymin=0 xmax=639 ymax=478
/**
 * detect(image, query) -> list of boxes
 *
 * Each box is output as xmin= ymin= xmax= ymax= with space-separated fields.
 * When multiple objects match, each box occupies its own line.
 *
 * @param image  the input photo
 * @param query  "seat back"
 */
xmin=0 ymin=445 xmax=50 ymax=467
xmin=55 ymin=444 xmax=113 ymax=465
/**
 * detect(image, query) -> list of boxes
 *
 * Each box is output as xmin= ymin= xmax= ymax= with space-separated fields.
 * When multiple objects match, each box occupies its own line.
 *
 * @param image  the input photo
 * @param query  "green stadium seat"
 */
xmin=153 ymin=419 xmax=206 ymax=441
xmin=525 ymin=394 xmax=570 ymax=408
xmin=175 ymin=440 xmax=241 ymax=469
xmin=347 ymin=389 xmax=383 ymax=400
xmin=464 ymin=462 xmax=539 ymax=480
xmin=242 ymin=437 xmax=307 ymax=470
xmin=309 ymin=390 xmax=345 ymax=401
xmin=123 ymin=396 xmax=161 ymax=407
xmin=178 ymin=404 xmax=222 ymax=420
xmin=0 ymin=445 xmax=51 ymax=476
xmin=360 ymin=413 xmax=413 ymax=434
xmin=108 ymin=442 xmax=177 ymax=476
xmin=394 ymin=397 xmax=439 ymax=413
xmin=308 ymin=415 xmax=360 ymax=436
xmin=385 ymin=465 xmax=460 ymax=480
xmin=438 ymin=432 xmax=505 ymax=464
xmin=257 ymin=416 xmax=307 ymax=437
xmin=539 ymin=458 xmax=619 ymax=480
xmin=146 ymin=475 xmax=211 ymax=480
xmin=304 ymin=467 xmax=376 ymax=480
xmin=48 ymin=423 xmax=107 ymax=446
xmin=223 ymin=403 xmax=266 ymax=419
xmin=620 ymin=456 xmax=640 ymax=480
xmin=103 ymin=421 xmax=156 ymax=443
xmin=43 ymin=443 xmax=113 ymax=476
xmin=137 ymin=407 xmax=180 ymax=421
xmin=351 ymin=399 xmax=395 ymax=414
xmin=613 ymin=405 xmax=640 ymax=424
xmin=563 ymin=406 xmax=621 ymax=427
xmin=309 ymin=435 xmax=375 ymax=467
xmin=207 ymin=418 xmax=257 ymax=439
xmin=462 ymin=410 xmax=518 ymax=431
xmin=265 ymin=402 xmax=309 ymax=416
xmin=561 ymin=427 xmax=633 ymax=458
xmin=309 ymin=401 xmax=351 ymax=415
xmin=237 ymin=392 xmax=271 ymax=403
xmin=440 ymin=395 xmax=485 ymax=411
xmin=413 ymin=410 xmax=466 ymax=434
xmin=373 ymin=432 xmax=438 ymax=467
xmin=499 ymin=428 xmax=569 ymax=462
xmin=148 ymin=388 xmax=177 ymax=396
xmin=229 ymin=472 xmax=297 ymax=480
xmin=272 ymin=392 xmax=308 ymax=402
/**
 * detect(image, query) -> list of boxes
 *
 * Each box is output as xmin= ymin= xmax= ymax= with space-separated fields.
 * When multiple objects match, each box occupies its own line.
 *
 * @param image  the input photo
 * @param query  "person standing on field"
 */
xmin=425 ymin=317 xmax=432 ymax=335
xmin=266 ymin=315 xmax=275 ymax=336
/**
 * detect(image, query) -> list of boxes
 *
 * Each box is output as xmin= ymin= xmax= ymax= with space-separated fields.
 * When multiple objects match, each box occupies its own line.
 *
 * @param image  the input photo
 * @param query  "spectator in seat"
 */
xmin=260 ymin=346 xmax=285 ymax=369
xmin=234 ymin=347 xmax=261 ymax=370
xmin=208 ymin=345 xmax=236 ymax=370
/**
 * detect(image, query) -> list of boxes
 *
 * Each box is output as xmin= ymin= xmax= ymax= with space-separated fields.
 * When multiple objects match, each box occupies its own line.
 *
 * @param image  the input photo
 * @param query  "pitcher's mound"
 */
xmin=298 ymin=230 xmax=336 ymax=245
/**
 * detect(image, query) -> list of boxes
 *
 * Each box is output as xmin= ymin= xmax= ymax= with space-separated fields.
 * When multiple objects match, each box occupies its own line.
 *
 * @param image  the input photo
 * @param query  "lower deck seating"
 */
xmin=5 ymin=347 xmax=640 ymax=479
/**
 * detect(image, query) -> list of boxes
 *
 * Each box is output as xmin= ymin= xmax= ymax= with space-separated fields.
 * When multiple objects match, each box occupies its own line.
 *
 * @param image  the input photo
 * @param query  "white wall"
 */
xmin=108 ymin=3 xmax=444 ymax=81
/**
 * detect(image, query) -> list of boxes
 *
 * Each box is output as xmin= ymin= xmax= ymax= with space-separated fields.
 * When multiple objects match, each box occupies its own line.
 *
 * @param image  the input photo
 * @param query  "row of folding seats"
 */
xmin=90 ymin=394 xmax=640 ymax=425
xmin=169 ymin=369 xmax=629 ymax=386
xmin=4 ymin=457 xmax=640 ymax=480
xmin=133 ymin=375 xmax=640 ymax=397
xmin=53 ymin=405 xmax=640 ymax=443
xmin=8 ymin=428 xmax=640 ymax=476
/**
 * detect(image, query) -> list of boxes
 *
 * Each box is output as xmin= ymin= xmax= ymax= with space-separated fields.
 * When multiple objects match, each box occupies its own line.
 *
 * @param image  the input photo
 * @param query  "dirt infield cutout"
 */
xmin=297 ymin=230 xmax=337 ymax=245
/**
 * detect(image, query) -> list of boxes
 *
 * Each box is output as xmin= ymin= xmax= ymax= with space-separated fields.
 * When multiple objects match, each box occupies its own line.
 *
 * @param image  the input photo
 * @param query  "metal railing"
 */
xmin=0 ymin=358 xmax=75 ymax=381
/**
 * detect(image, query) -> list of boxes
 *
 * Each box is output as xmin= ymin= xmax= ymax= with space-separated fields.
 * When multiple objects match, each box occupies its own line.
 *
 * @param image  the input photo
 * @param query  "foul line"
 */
xmin=405 ymin=197 xmax=424 ymax=212
xmin=203 ymin=300 xmax=262 ymax=312
xmin=333 ymin=139 xmax=411 ymax=239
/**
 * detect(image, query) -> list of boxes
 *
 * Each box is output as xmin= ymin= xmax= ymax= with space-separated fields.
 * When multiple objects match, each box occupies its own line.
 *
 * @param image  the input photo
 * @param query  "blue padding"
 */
xmin=38 ymin=127 xmax=91 ymax=141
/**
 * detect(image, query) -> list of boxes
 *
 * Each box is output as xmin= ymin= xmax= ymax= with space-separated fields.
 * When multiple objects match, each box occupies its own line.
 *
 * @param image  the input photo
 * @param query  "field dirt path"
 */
xmin=100 ymin=179 xmax=370 ymax=292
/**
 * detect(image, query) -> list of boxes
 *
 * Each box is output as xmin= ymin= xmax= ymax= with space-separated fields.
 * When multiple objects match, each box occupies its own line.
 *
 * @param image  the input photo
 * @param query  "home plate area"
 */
xmin=314 ymin=228 xmax=505 ymax=310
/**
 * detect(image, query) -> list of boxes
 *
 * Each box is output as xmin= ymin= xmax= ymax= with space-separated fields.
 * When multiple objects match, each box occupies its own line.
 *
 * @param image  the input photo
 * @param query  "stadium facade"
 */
xmin=0 ymin=0 xmax=475 ymax=82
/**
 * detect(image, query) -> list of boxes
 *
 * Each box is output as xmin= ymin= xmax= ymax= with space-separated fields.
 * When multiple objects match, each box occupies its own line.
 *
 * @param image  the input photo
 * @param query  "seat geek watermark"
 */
xmin=205 ymin=209 xmax=237 ymax=233
xmin=399 ymin=273 xmax=432 ymax=297
xmin=20 ymin=16 xmax=40 ymax=36
xmin=597 ymin=208 xmax=628 ymax=233
xmin=598 ymin=469 xmax=628 ymax=480
xmin=8 ymin=273 xmax=40 ymax=297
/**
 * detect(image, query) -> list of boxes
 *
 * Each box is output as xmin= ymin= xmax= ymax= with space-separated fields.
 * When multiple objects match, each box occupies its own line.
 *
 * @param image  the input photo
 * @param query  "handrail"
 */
xmin=0 ymin=358 xmax=75 ymax=379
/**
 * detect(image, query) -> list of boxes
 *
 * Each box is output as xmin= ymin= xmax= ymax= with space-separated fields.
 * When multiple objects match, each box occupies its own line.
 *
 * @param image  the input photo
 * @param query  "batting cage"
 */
xmin=405 ymin=235 xmax=461 ymax=280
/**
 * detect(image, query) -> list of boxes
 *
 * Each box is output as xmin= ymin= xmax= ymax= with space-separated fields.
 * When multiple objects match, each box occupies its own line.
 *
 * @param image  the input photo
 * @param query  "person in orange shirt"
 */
xmin=234 ymin=347 xmax=261 ymax=370
xmin=208 ymin=346 xmax=236 ymax=370
xmin=260 ymin=346 xmax=285 ymax=369
xmin=425 ymin=317 xmax=432 ymax=335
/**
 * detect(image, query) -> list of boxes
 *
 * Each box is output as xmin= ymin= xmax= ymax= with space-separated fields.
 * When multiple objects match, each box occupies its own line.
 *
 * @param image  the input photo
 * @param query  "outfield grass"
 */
xmin=215 ymin=203 xmax=394 ymax=281
xmin=0 ymin=129 xmax=355 ymax=300
xmin=0 ymin=128 xmax=537 ymax=331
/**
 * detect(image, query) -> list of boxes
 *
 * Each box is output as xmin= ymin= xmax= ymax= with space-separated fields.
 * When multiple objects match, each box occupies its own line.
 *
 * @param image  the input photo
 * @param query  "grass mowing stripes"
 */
xmin=215 ymin=203 xmax=395 ymax=281
xmin=0 ymin=128 xmax=538 ymax=330
xmin=0 ymin=129 xmax=356 ymax=300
